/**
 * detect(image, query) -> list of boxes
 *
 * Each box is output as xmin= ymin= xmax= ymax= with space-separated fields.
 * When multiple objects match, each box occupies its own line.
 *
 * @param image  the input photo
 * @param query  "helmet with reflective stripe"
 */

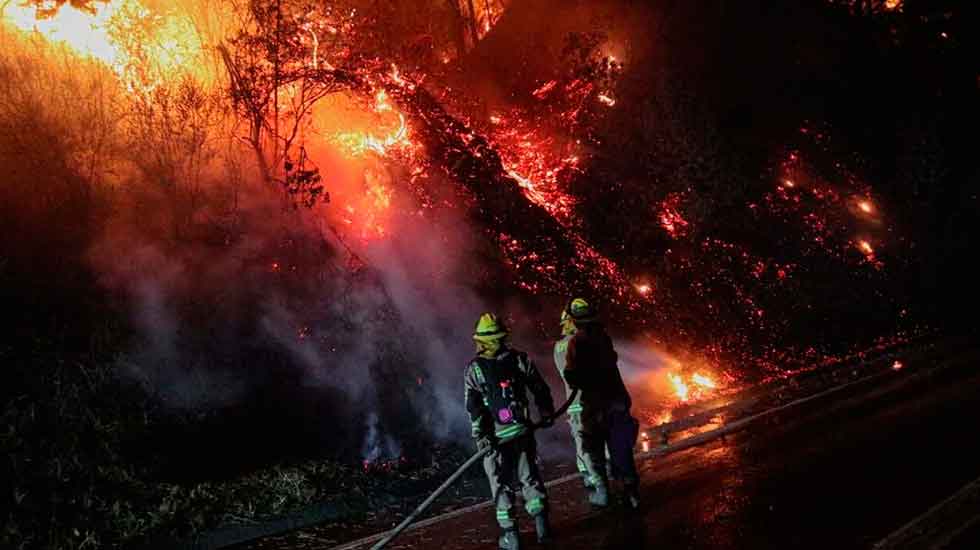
xmin=563 ymin=297 xmax=597 ymax=324
xmin=473 ymin=312 xmax=509 ymax=343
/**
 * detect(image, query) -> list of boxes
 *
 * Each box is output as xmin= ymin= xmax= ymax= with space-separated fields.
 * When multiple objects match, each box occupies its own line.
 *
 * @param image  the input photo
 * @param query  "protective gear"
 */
xmin=564 ymin=297 xmax=597 ymax=324
xmin=535 ymin=510 xmax=552 ymax=543
xmin=554 ymin=308 xmax=640 ymax=506
xmin=498 ymin=528 xmax=521 ymax=550
xmin=474 ymin=313 xmax=509 ymax=358
xmin=589 ymin=481 xmax=610 ymax=508
xmin=623 ymin=482 xmax=640 ymax=510
xmin=464 ymin=337 xmax=555 ymax=532
xmin=554 ymin=333 xmax=589 ymax=488
xmin=474 ymin=312 xmax=509 ymax=343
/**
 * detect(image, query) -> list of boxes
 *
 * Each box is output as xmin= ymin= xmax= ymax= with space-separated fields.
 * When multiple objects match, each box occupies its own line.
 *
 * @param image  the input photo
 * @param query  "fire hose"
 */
xmin=369 ymin=389 xmax=579 ymax=550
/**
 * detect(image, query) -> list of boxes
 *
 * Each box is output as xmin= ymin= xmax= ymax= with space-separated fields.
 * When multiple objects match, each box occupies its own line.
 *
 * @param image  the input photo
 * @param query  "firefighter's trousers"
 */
xmin=575 ymin=405 xmax=640 ymax=489
xmin=483 ymin=433 xmax=548 ymax=529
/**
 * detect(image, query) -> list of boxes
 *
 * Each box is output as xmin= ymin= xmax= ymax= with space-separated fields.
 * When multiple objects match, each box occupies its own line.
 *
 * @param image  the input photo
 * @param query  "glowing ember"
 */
xmin=885 ymin=0 xmax=902 ymax=9
xmin=783 ymin=179 xmax=796 ymax=188
xmin=858 ymin=200 xmax=873 ymax=213
xmin=659 ymin=195 xmax=690 ymax=238
xmin=892 ymin=360 xmax=903 ymax=370
xmin=858 ymin=240 xmax=874 ymax=255
xmin=691 ymin=373 xmax=717 ymax=389
xmin=635 ymin=283 xmax=652 ymax=296
xmin=597 ymin=93 xmax=616 ymax=107
xmin=531 ymin=80 xmax=558 ymax=100
xmin=668 ymin=373 xmax=690 ymax=402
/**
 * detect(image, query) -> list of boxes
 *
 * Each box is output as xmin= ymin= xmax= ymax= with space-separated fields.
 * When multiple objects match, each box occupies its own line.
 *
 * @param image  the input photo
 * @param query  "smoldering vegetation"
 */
xmin=1 ymin=0 xmax=977 ymax=548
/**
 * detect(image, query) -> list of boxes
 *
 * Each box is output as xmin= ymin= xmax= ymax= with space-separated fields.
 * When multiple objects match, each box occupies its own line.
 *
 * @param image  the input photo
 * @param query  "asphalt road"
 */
xmin=338 ymin=346 xmax=980 ymax=550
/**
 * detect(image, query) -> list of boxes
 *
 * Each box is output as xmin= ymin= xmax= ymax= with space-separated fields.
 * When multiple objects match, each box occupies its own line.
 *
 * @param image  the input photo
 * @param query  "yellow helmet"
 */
xmin=563 ymin=297 xmax=597 ymax=324
xmin=473 ymin=312 xmax=509 ymax=343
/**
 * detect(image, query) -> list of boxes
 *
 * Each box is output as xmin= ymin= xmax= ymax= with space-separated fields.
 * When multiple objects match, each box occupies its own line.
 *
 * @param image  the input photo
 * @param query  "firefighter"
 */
xmin=465 ymin=313 xmax=556 ymax=549
xmin=553 ymin=307 xmax=596 ymax=489
xmin=556 ymin=298 xmax=640 ymax=509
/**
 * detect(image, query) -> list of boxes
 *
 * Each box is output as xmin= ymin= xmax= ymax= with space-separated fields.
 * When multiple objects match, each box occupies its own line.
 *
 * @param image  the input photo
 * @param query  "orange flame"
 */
xmin=2 ymin=0 xmax=201 ymax=92
xmin=668 ymin=373 xmax=689 ymax=402
xmin=691 ymin=372 xmax=716 ymax=389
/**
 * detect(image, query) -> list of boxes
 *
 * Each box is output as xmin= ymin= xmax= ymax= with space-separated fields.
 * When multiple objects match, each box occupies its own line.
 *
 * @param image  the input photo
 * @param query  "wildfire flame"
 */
xmin=2 ymin=0 xmax=202 ymax=92
xmin=691 ymin=372 xmax=717 ymax=389
xmin=334 ymin=90 xmax=415 ymax=158
xmin=668 ymin=373 xmax=690 ymax=402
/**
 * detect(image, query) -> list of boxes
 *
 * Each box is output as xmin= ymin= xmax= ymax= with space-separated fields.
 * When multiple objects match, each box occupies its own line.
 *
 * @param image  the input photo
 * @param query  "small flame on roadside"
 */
xmin=668 ymin=373 xmax=690 ymax=402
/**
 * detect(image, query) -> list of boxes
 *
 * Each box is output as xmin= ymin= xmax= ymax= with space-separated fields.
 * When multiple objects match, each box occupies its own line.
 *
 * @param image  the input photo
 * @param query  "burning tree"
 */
xmin=217 ymin=0 xmax=365 ymax=203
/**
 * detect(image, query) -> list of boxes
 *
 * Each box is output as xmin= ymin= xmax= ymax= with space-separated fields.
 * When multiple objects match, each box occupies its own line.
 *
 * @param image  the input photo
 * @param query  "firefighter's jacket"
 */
xmin=553 ymin=334 xmax=583 ymax=415
xmin=561 ymin=324 xmax=632 ymax=412
xmin=464 ymin=347 xmax=555 ymax=442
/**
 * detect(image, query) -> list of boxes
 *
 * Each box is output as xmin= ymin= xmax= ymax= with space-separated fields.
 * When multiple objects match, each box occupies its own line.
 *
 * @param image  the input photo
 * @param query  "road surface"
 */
xmin=232 ymin=339 xmax=980 ymax=550
xmin=339 ymin=345 xmax=980 ymax=550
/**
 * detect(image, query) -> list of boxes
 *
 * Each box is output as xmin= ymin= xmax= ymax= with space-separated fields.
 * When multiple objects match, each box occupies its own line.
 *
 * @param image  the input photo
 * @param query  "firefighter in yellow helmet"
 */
xmin=464 ymin=313 xmax=556 ymax=549
xmin=553 ymin=298 xmax=640 ymax=509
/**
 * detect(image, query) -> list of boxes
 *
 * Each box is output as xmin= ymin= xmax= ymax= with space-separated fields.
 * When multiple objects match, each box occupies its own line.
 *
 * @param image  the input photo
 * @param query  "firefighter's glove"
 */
xmin=538 ymin=411 xmax=556 ymax=428
xmin=476 ymin=436 xmax=497 ymax=453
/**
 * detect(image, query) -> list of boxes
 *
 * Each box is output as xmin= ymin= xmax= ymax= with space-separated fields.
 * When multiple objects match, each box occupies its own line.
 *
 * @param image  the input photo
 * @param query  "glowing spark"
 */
xmin=885 ymin=0 xmax=901 ymax=9
xmin=374 ymin=90 xmax=392 ymax=113
xmin=597 ymin=93 xmax=616 ymax=107
xmin=858 ymin=200 xmax=873 ymax=213
xmin=892 ymin=360 xmax=903 ymax=370
xmin=635 ymin=283 xmax=652 ymax=295
xmin=783 ymin=179 xmax=796 ymax=188
xmin=490 ymin=115 xmax=502 ymax=124
xmin=532 ymin=80 xmax=558 ymax=99
xmin=692 ymin=373 xmax=717 ymax=389
xmin=668 ymin=373 xmax=689 ymax=402
xmin=858 ymin=240 xmax=874 ymax=255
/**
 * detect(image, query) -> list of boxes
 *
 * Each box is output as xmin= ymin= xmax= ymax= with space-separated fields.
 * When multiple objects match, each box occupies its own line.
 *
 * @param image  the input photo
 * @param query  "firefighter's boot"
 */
xmin=623 ymin=482 xmax=640 ymax=510
xmin=589 ymin=481 xmax=610 ymax=508
xmin=535 ymin=512 xmax=552 ymax=544
xmin=498 ymin=528 xmax=521 ymax=550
